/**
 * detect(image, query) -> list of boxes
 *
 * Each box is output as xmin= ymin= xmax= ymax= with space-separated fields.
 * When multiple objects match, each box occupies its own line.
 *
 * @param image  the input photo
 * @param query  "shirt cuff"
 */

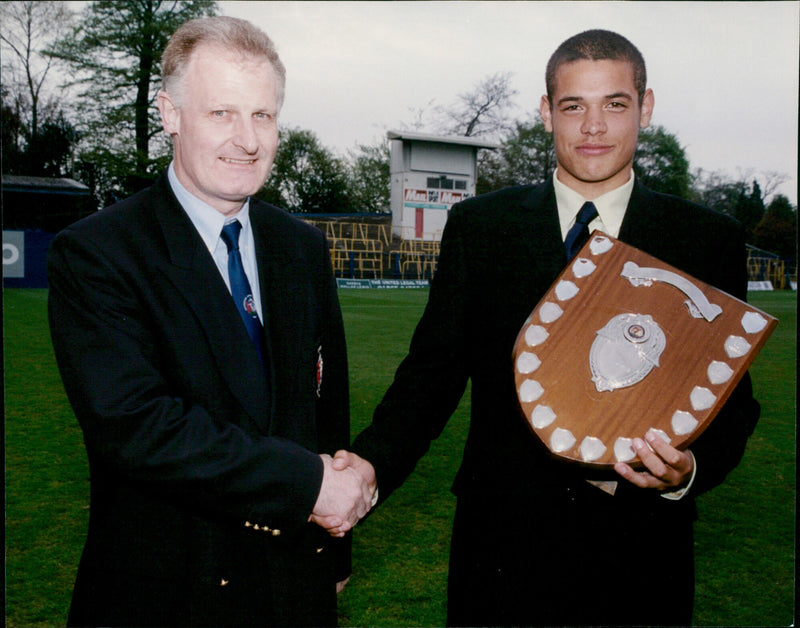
xmin=660 ymin=451 xmax=697 ymax=501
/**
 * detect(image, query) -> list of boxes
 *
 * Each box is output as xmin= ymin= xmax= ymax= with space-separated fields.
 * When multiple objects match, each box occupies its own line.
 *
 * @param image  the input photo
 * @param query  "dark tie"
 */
xmin=564 ymin=201 xmax=599 ymax=261
xmin=220 ymin=220 xmax=266 ymax=367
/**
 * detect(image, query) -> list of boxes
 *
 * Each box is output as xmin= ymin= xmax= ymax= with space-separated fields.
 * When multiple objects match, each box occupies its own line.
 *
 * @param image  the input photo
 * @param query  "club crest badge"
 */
xmin=590 ymin=313 xmax=666 ymax=392
xmin=243 ymin=294 xmax=258 ymax=318
xmin=315 ymin=345 xmax=323 ymax=397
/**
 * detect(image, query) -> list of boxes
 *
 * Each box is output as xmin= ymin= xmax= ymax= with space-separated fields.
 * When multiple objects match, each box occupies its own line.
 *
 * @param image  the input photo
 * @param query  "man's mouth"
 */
xmin=576 ymin=144 xmax=613 ymax=156
xmin=221 ymin=157 xmax=257 ymax=165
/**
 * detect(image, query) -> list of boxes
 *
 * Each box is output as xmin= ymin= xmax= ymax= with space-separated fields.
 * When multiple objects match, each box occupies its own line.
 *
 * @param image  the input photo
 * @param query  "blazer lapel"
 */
xmin=250 ymin=207 xmax=303 ymax=439
xmin=152 ymin=177 xmax=272 ymax=431
xmin=519 ymin=177 xmax=568 ymax=283
xmin=619 ymin=181 xmax=674 ymax=262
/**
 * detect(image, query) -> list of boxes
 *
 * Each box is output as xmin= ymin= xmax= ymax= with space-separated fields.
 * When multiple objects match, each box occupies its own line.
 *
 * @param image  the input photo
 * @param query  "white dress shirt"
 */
xmin=553 ymin=167 xmax=634 ymax=240
xmin=167 ymin=163 xmax=263 ymax=321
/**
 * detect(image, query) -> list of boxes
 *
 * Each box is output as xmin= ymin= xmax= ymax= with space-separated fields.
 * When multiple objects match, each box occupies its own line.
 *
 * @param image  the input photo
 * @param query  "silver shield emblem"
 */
xmin=590 ymin=313 xmax=666 ymax=392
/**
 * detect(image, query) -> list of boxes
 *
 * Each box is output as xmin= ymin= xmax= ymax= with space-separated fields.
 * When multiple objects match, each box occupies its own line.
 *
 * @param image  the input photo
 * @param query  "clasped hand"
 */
xmin=310 ymin=451 xmax=377 ymax=538
xmin=614 ymin=429 xmax=694 ymax=491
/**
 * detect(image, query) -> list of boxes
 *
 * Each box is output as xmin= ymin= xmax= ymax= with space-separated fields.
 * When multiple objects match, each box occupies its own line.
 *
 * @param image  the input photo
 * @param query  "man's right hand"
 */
xmin=310 ymin=453 xmax=376 ymax=537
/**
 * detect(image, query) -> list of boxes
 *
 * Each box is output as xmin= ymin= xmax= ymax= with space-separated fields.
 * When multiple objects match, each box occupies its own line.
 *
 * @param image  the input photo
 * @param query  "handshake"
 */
xmin=310 ymin=450 xmax=377 ymax=537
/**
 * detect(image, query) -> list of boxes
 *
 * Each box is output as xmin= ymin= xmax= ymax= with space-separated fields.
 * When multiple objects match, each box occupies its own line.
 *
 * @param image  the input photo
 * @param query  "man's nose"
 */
xmin=581 ymin=107 xmax=607 ymax=135
xmin=233 ymin=117 xmax=259 ymax=153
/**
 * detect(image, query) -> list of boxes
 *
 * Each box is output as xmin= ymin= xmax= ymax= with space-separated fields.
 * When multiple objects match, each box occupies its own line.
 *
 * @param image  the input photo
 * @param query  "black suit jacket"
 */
xmin=48 ymin=173 xmax=350 ymax=626
xmin=351 ymin=178 xmax=760 ymax=625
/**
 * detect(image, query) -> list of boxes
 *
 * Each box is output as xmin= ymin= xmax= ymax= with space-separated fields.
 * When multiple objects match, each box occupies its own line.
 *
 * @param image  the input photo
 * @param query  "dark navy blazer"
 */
xmin=49 ymin=173 xmax=350 ymax=626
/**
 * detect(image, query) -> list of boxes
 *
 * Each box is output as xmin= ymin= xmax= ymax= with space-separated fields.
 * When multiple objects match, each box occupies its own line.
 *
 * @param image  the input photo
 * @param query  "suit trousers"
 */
xmin=447 ymin=481 xmax=695 ymax=627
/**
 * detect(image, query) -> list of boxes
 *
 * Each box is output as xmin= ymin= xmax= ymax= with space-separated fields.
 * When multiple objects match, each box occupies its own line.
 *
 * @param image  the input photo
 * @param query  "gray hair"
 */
xmin=161 ymin=16 xmax=286 ymax=109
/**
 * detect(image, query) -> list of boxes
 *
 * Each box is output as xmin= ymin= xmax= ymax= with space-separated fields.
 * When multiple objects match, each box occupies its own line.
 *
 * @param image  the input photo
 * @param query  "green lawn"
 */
xmin=4 ymin=288 xmax=795 ymax=627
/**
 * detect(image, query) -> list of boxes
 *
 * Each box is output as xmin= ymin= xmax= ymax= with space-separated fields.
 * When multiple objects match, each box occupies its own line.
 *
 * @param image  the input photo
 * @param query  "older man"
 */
xmin=48 ymin=16 xmax=373 ymax=627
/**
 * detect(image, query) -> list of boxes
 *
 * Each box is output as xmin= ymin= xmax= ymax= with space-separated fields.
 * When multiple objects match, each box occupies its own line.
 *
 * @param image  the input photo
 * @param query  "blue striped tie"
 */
xmin=564 ymin=201 xmax=599 ymax=261
xmin=220 ymin=220 xmax=266 ymax=368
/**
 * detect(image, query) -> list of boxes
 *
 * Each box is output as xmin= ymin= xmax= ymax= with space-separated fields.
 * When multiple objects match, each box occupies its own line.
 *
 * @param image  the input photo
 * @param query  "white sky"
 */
xmin=220 ymin=1 xmax=799 ymax=204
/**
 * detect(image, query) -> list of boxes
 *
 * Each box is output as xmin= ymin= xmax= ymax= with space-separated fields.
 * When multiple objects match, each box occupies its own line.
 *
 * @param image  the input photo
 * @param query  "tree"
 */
xmin=436 ymin=71 xmax=518 ymax=139
xmin=1 ymin=1 xmax=79 ymax=176
xmin=692 ymin=171 xmax=769 ymax=241
xmin=752 ymin=194 xmax=796 ymax=261
xmin=49 ymin=0 xmax=216 ymax=197
xmin=691 ymin=170 xmax=745 ymax=217
xmin=0 ymin=1 xmax=72 ymax=142
xmin=478 ymin=114 xmax=555 ymax=193
xmin=346 ymin=141 xmax=390 ymax=213
xmin=1 ymin=86 xmax=26 ymax=170
xmin=634 ymin=125 xmax=692 ymax=198
xmin=735 ymin=179 xmax=766 ymax=239
xmin=258 ymin=127 xmax=352 ymax=214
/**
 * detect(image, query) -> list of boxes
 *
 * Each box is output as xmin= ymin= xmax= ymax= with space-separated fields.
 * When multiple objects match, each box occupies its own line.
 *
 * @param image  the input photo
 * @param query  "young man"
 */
xmin=48 ymin=16 xmax=374 ymax=627
xmin=329 ymin=30 xmax=760 ymax=625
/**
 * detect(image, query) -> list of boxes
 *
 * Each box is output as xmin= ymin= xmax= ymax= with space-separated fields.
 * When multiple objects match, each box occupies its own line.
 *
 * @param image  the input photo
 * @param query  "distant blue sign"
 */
xmin=3 ymin=230 xmax=56 ymax=288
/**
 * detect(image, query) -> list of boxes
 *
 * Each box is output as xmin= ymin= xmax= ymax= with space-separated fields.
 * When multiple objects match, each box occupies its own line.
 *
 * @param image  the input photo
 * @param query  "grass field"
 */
xmin=4 ymin=288 xmax=795 ymax=627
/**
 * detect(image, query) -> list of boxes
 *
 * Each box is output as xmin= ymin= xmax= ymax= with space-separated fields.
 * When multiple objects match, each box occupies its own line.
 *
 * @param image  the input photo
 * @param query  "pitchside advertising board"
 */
xmin=3 ymin=231 xmax=25 ymax=278
xmin=3 ymin=230 xmax=55 ymax=288
xmin=401 ymin=183 xmax=467 ymax=239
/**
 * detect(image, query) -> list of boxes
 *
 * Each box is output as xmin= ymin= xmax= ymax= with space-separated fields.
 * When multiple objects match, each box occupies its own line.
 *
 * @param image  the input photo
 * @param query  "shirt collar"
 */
xmin=167 ymin=162 xmax=251 ymax=253
xmin=553 ymin=169 xmax=635 ymax=239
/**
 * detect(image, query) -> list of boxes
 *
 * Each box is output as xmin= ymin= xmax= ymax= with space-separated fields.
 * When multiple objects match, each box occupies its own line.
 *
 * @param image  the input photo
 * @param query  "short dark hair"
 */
xmin=546 ymin=30 xmax=647 ymax=105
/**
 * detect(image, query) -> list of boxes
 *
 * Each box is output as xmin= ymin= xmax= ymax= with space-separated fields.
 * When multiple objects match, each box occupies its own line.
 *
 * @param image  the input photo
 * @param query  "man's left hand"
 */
xmin=614 ymin=430 xmax=694 ymax=491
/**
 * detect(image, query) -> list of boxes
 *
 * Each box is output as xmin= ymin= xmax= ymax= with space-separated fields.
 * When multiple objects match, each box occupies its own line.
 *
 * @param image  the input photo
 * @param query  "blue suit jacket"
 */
xmin=49 ymin=173 xmax=350 ymax=626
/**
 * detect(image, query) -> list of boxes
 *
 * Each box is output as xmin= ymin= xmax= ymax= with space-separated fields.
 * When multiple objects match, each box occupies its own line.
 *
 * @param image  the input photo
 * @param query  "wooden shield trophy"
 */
xmin=512 ymin=234 xmax=777 ymax=468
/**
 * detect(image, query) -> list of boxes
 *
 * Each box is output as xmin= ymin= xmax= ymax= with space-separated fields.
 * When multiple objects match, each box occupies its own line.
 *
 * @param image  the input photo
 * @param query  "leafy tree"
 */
xmin=735 ymin=179 xmax=766 ymax=239
xmin=691 ymin=170 xmax=746 ymax=217
xmin=346 ymin=141 xmax=390 ymax=213
xmin=258 ymin=127 xmax=352 ymax=213
xmin=752 ymin=194 xmax=797 ymax=260
xmin=634 ymin=125 xmax=692 ymax=198
xmin=1 ymin=86 xmax=26 ymax=170
xmin=692 ymin=171 xmax=768 ymax=241
xmin=1 ymin=1 xmax=79 ymax=177
xmin=28 ymin=111 xmax=80 ymax=177
xmin=478 ymin=114 xmax=555 ymax=193
xmin=49 ymin=0 xmax=216 ymax=197
xmin=0 ymin=1 xmax=72 ymax=142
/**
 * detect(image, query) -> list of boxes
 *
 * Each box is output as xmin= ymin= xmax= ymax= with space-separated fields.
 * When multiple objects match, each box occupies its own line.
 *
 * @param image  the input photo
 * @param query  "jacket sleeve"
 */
xmin=351 ymin=204 xmax=472 ymax=501
xmin=684 ymin=217 xmax=761 ymax=496
xmin=314 ymin=236 xmax=352 ymax=580
xmin=47 ymin=225 xmax=324 ymax=534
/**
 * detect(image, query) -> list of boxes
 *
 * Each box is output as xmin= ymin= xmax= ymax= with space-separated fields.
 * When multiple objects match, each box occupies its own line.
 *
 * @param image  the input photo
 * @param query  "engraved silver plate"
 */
xmin=590 ymin=313 xmax=666 ymax=392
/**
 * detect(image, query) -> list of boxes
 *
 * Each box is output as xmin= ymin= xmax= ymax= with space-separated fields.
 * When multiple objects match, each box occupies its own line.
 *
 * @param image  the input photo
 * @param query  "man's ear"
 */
xmin=540 ymin=94 xmax=554 ymax=133
xmin=639 ymin=88 xmax=655 ymax=129
xmin=158 ymin=90 xmax=179 ymax=135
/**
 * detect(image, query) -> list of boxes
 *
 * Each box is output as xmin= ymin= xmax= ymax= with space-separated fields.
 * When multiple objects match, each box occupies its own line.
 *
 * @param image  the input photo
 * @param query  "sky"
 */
xmin=219 ymin=1 xmax=799 ymax=204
